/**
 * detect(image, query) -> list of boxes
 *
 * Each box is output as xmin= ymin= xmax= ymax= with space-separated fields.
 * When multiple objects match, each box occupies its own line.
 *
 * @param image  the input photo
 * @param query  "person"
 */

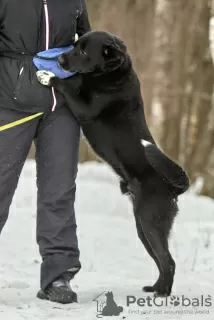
xmin=0 ymin=0 xmax=91 ymax=304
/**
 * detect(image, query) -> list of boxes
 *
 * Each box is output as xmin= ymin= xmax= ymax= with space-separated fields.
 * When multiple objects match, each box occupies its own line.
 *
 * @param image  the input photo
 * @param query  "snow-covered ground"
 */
xmin=0 ymin=161 xmax=213 ymax=320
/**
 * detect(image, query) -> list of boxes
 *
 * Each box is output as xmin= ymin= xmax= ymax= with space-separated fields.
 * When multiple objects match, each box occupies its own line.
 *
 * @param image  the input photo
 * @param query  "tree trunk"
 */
xmin=156 ymin=0 xmax=214 ymax=196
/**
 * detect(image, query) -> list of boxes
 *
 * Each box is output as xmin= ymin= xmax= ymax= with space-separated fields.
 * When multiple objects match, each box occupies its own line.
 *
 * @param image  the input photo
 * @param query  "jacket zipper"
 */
xmin=14 ymin=66 xmax=24 ymax=100
xmin=43 ymin=0 xmax=57 ymax=111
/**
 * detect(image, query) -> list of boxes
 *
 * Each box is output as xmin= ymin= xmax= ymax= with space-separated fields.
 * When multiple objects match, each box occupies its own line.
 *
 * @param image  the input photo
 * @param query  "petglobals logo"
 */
xmin=126 ymin=295 xmax=212 ymax=308
xmin=92 ymin=291 xmax=212 ymax=318
xmin=126 ymin=294 xmax=212 ymax=317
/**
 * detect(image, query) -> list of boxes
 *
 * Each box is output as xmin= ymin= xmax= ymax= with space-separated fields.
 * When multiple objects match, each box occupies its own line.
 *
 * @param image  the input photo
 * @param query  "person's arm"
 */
xmin=76 ymin=0 xmax=92 ymax=36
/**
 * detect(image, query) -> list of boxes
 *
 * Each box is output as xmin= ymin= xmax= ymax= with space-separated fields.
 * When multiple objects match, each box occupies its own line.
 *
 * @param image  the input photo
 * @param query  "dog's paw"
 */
xmin=36 ymin=70 xmax=55 ymax=86
xmin=143 ymin=286 xmax=155 ymax=293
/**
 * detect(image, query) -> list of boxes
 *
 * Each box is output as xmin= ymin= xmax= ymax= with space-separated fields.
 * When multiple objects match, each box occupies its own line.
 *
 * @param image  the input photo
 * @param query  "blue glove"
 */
xmin=33 ymin=45 xmax=76 ymax=79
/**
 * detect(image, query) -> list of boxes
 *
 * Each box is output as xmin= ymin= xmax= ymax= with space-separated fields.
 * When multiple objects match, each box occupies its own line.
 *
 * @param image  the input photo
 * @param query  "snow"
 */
xmin=0 ymin=160 xmax=213 ymax=320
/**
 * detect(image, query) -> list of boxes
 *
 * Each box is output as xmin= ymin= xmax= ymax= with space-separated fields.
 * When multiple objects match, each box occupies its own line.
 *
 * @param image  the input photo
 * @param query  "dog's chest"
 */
xmin=80 ymin=85 xmax=102 ymax=103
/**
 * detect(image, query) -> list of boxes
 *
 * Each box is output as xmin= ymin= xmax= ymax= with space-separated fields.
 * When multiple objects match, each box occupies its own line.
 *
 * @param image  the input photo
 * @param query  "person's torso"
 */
xmin=0 ymin=0 xmax=82 ymax=53
xmin=0 ymin=0 xmax=83 ymax=113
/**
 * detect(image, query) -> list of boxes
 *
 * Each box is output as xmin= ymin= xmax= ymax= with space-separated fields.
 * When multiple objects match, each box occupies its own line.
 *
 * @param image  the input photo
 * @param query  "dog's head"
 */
xmin=105 ymin=291 xmax=113 ymax=299
xmin=58 ymin=31 xmax=127 ymax=74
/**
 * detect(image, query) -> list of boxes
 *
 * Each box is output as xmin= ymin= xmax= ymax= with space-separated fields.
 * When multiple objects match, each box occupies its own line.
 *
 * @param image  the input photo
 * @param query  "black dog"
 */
xmin=37 ymin=31 xmax=189 ymax=296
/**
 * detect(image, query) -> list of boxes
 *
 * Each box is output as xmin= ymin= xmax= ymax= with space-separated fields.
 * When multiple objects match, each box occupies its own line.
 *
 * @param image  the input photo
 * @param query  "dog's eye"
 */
xmin=81 ymin=50 xmax=87 ymax=56
xmin=104 ymin=49 xmax=109 ymax=56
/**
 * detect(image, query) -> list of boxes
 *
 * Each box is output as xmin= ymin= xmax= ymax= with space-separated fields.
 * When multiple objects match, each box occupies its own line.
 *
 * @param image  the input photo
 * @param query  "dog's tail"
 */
xmin=141 ymin=140 xmax=189 ymax=195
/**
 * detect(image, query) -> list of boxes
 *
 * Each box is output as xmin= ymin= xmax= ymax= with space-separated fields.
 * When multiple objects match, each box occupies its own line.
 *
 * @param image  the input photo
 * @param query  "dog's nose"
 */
xmin=58 ymin=54 xmax=65 ymax=66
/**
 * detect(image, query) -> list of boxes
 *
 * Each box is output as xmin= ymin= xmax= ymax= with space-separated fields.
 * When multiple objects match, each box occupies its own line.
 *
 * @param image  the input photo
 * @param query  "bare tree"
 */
xmin=155 ymin=0 xmax=214 ymax=196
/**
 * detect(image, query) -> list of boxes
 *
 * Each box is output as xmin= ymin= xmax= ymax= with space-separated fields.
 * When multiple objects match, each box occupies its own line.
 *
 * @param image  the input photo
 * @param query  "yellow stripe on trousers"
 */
xmin=0 ymin=112 xmax=44 ymax=132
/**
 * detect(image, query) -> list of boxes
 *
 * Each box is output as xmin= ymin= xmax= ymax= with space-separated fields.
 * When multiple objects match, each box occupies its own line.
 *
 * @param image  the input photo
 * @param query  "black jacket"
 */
xmin=0 ymin=0 xmax=91 ymax=113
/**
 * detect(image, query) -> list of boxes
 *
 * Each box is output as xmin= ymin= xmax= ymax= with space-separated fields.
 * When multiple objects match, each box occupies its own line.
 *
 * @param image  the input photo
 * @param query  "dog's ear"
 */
xmin=102 ymin=44 xmax=126 ymax=72
xmin=113 ymin=36 xmax=127 ymax=53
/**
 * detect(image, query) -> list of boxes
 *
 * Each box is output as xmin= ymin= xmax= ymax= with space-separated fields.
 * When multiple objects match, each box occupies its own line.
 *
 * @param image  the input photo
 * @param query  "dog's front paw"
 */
xmin=36 ymin=70 xmax=55 ymax=86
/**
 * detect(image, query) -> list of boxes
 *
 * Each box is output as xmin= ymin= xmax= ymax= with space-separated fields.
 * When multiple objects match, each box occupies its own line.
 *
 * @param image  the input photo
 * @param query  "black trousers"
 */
xmin=0 ymin=106 xmax=81 ymax=290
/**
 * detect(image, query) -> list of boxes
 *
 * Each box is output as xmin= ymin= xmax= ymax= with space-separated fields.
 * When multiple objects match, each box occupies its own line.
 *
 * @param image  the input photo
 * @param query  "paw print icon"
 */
xmin=170 ymin=296 xmax=180 ymax=307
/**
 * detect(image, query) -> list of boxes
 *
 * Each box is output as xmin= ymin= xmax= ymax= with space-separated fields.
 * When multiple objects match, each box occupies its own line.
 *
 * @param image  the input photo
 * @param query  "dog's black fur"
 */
xmin=37 ymin=31 xmax=189 ymax=296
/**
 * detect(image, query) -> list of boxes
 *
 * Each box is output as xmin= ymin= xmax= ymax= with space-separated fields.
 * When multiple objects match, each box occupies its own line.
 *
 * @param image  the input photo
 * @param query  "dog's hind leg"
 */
xmin=135 ymin=219 xmax=162 ymax=292
xmin=130 ymin=177 xmax=176 ymax=296
xmin=142 ymin=220 xmax=175 ymax=296
xmin=135 ymin=216 xmax=175 ymax=296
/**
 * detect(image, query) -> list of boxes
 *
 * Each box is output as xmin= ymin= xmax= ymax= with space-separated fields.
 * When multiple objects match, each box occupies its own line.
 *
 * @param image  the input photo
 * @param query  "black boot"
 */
xmin=37 ymin=273 xmax=78 ymax=304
